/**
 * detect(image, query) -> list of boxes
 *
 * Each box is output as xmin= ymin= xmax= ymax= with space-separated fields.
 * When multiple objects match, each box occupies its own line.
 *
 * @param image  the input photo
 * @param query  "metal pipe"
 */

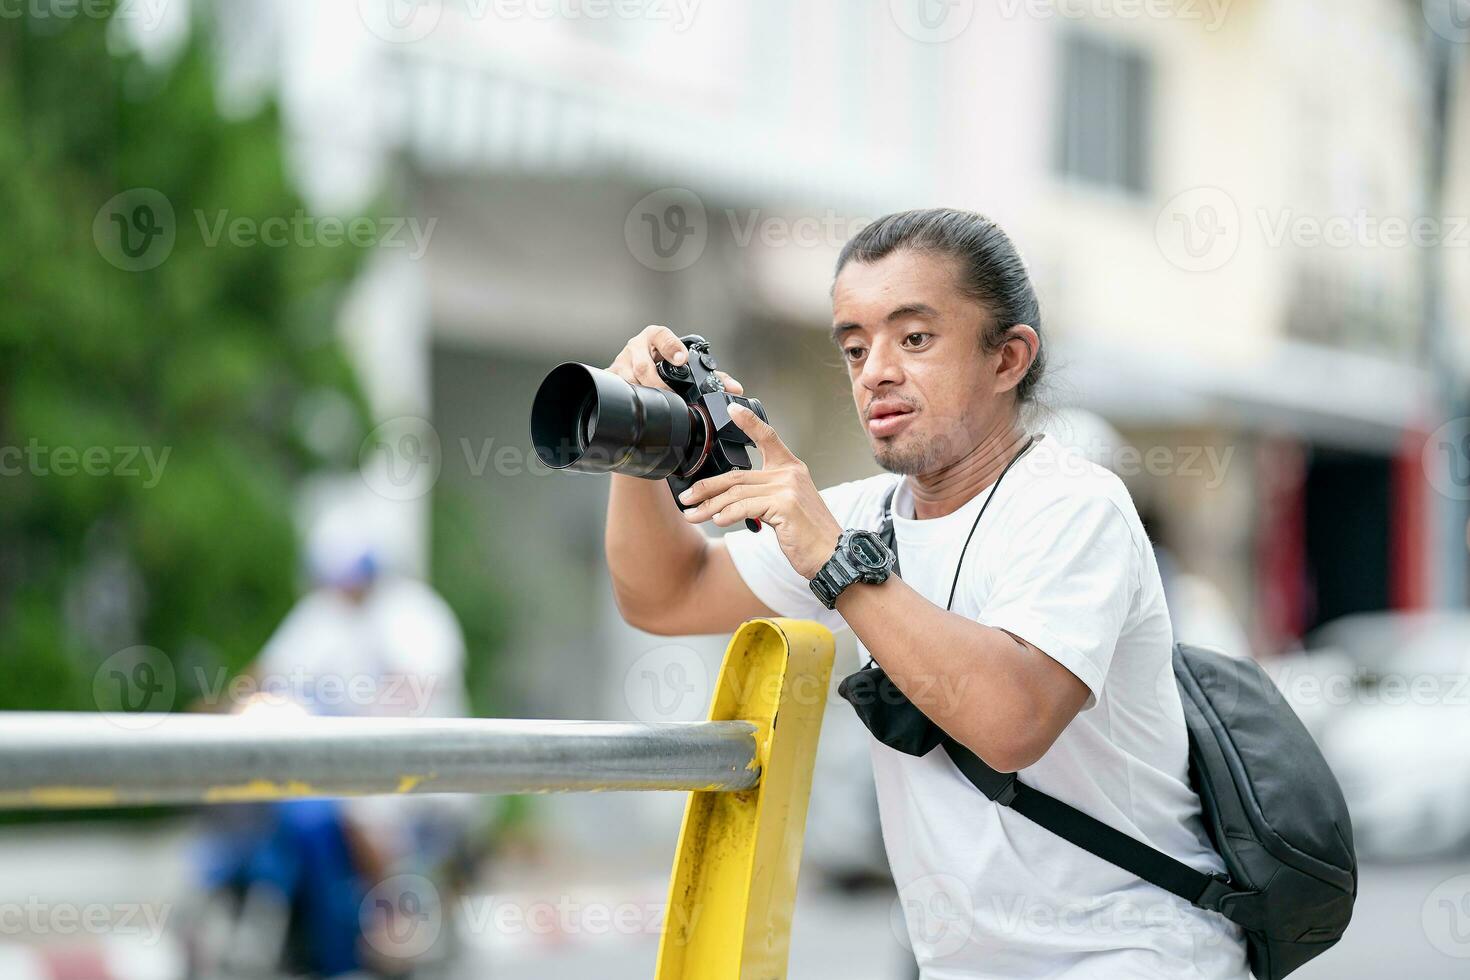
xmin=0 ymin=712 xmax=761 ymax=809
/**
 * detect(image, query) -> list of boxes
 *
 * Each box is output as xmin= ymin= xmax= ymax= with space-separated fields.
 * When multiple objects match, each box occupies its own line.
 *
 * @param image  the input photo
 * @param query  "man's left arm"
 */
xmin=678 ymin=405 xmax=1092 ymax=773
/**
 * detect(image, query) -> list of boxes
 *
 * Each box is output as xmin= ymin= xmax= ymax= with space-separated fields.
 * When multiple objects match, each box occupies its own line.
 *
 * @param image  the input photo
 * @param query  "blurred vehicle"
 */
xmin=1272 ymin=612 xmax=1470 ymax=862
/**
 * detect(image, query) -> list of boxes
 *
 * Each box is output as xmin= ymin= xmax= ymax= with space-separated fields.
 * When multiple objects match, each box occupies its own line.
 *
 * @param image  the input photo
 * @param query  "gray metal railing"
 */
xmin=0 ymin=712 xmax=760 ymax=809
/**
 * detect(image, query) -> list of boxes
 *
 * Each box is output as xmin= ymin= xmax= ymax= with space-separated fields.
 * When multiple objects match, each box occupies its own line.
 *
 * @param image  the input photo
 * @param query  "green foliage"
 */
xmin=0 ymin=5 xmax=372 ymax=713
xmin=431 ymin=487 xmax=516 ymax=718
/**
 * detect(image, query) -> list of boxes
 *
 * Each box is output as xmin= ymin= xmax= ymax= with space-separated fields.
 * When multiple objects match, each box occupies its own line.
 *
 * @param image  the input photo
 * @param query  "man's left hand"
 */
xmin=678 ymin=404 xmax=844 ymax=580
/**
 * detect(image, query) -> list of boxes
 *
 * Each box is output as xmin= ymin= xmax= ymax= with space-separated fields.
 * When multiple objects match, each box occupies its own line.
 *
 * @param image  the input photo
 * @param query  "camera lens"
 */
xmin=531 ymin=363 xmax=703 ymax=478
xmin=576 ymin=395 xmax=598 ymax=451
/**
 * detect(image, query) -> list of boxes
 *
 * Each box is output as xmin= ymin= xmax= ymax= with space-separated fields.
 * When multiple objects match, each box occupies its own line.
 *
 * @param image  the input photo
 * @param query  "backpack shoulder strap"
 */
xmin=878 ymin=481 xmax=901 ymax=573
xmin=941 ymin=735 xmax=1234 ymax=912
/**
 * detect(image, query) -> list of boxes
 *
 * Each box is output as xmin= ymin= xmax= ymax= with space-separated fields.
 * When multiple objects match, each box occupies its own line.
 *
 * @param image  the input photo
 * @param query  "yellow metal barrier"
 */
xmin=657 ymin=618 xmax=836 ymax=980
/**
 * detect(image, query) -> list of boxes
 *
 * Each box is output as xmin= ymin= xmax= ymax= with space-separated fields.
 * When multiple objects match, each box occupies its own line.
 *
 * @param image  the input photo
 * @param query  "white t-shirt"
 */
xmin=725 ymin=436 xmax=1249 ymax=980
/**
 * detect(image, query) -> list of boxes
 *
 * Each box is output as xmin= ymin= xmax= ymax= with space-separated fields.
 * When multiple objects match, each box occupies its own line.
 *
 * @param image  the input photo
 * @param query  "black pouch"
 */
xmin=836 ymin=481 xmax=948 ymax=758
xmin=837 ymin=662 xmax=944 ymax=757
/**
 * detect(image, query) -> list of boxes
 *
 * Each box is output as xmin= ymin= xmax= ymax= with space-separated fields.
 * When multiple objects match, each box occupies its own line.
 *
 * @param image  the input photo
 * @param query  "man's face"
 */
xmin=831 ymin=248 xmax=1011 ymax=475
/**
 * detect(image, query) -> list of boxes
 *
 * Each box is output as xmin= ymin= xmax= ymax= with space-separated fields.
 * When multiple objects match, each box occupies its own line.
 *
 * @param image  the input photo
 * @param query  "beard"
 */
xmin=872 ymin=428 xmax=964 ymax=475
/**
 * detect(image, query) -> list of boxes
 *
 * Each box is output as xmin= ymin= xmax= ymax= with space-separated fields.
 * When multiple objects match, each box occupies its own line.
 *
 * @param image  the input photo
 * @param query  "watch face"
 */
xmin=848 ymin=532 xmax=888 ymax=570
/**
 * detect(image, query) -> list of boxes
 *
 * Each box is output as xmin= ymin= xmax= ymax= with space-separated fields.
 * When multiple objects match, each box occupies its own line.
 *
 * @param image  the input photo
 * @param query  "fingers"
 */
xmin=680 ymin=482 xmax=765 ymax=524
xmin=679 ymin=476 xmax=776 ymax=520
xmin=705 ymin=494 xmax=776 ymax=529
xmin=626 ymin=341 xmax=665 ymax=388
xmin=610 ymin=325 xmax=689 ymax=390
xmin=679 ymin=468 xmax=772 ymax=506
xmin=642 ymin=325 xmax=689 ymax=366
xmin=714 ymin=371 xmax=744 ymax=395
xmin=728 ymin=403 xmax=794 ymax=463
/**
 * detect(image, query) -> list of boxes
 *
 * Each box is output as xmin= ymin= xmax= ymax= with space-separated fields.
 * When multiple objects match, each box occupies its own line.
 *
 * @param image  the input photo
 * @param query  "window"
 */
xmin=1055 ymin=32 xmax=1153 ymax=195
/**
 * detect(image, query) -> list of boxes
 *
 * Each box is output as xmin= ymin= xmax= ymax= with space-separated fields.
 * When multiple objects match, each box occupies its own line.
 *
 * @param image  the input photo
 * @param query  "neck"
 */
xmin=907 ymin=419 xmax=1028 ymax=520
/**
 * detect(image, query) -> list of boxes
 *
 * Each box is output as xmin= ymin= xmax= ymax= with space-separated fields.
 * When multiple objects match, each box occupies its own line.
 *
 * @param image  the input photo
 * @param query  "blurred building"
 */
xmin=200 ymin=0 xmax=1469 ymax=849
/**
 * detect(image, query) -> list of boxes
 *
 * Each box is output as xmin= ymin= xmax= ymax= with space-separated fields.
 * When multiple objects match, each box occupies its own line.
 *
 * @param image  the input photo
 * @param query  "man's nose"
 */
xmin=860 ymin=343 xmax=904 ymax=389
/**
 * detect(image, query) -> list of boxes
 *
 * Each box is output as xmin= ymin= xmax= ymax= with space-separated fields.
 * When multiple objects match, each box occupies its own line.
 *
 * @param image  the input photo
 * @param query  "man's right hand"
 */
xmin=602 ymin=325 xmax=773 ymax=636
xmin=608 ymin=325 xmax=744 ymax=394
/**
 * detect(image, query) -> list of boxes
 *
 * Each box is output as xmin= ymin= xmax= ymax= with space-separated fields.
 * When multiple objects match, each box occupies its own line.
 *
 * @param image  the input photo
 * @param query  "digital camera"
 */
xmin=530 ymin=335 xmax=768 ymax=531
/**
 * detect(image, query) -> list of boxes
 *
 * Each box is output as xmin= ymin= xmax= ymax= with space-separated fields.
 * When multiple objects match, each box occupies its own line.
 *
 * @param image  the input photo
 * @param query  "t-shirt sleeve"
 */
xmin=976 ymin=493 xmax=1141 ymax=706
xmin=721 ymin=481 xmax=872 ymax=635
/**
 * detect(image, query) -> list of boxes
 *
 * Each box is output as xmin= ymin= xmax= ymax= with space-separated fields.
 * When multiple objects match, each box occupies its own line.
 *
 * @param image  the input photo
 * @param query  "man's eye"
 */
xmin=843 ymin=346 xmax=866 ymax=361
xmin=903 ymin=332 xmax=932 ymax=348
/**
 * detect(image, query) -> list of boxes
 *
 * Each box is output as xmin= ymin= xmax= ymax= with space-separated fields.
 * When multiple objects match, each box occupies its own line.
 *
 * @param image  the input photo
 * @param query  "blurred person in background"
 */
xmin=189 ymin=513 xmax=472 ymax=979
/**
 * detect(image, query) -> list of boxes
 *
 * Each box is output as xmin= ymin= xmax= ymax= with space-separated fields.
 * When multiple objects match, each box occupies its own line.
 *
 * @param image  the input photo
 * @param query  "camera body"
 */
xmin=529 ymin=334 xmax=768 ymax=531
xmin=654 ymin=335 xmax=767 ymax=510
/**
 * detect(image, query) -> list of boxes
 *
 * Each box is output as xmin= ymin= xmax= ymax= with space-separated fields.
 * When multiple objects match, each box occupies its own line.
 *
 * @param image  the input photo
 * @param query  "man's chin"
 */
xmin=872 ymin=430 xmax=964 ymax=476
xmin=873 ymin=440 xmax=934 ymax=476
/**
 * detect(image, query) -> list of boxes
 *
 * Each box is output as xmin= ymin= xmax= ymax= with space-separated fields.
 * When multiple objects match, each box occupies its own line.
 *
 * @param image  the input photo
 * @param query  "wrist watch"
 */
xmin=810 ymin=529 xmax=897 ymax=610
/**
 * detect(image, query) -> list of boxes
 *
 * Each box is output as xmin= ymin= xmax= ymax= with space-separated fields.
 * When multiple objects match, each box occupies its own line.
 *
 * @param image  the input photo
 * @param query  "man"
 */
xmin=604 ymin=209 xmax=1248 ymax=978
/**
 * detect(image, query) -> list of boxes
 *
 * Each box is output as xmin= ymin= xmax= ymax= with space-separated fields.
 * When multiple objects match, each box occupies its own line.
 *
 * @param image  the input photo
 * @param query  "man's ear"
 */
xmin=994 ymin=324 xmax=1039 ymax=393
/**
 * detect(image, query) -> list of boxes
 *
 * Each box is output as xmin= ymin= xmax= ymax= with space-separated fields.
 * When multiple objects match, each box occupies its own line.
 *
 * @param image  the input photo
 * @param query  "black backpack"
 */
xmin=941 ymin=642 xmax=1358 ymax=980
xmin=840 ymin=484 xmax=1358 ymax=979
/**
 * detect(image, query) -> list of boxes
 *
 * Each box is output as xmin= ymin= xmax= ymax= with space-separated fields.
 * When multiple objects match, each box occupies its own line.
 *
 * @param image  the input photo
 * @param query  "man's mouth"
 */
xmin=866 ymin=402 xmax=916 ymax=438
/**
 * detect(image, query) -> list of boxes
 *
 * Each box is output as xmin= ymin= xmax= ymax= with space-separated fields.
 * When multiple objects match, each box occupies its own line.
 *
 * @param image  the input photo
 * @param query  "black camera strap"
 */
xmin=873 ymin=440 xmax=1228 ymax=913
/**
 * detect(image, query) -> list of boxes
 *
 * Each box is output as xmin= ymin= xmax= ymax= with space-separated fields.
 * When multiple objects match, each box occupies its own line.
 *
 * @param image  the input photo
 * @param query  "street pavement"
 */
xmin=0 ymin=821 xmax=1466 ymax=978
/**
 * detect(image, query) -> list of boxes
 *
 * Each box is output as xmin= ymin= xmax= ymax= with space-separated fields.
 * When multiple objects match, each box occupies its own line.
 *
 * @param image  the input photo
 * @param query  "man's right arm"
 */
xmin=606 ymin=473 xmax=774 ymax=636
xmin=600 ymin=325 xmax=776 ymax=636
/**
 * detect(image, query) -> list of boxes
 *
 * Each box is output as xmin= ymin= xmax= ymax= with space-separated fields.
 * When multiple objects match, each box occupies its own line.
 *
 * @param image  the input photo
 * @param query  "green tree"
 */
xmin=0 ymin=3 xmax=372 ymax=715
